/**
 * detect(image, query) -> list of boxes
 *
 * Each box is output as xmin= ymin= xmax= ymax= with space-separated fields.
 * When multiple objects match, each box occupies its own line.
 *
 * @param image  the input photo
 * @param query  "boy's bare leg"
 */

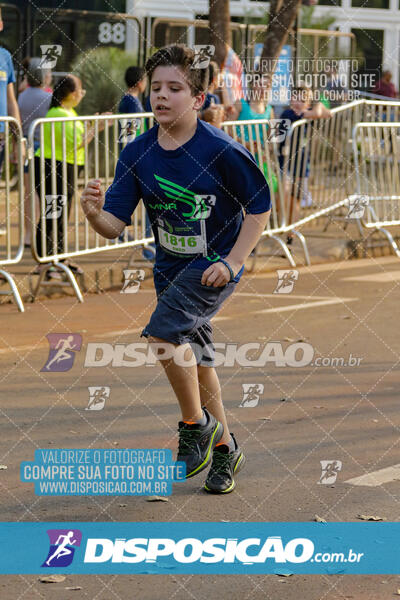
xmin=147 ymin=336 xmax=203 ymax=422
xmin=197 ymin=365 xmax=231 ymax=444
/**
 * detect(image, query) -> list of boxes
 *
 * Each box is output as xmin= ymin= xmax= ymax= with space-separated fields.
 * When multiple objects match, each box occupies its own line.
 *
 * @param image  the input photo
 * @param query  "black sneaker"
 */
xmin=177 ymin=408 xmax=223 ymax=479
xmin=204 ymin=433 xmax=245 ymax=494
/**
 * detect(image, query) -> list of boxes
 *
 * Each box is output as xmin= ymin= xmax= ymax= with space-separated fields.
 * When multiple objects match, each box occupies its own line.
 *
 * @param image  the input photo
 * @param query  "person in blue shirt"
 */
xmin=0 ymin=7 xmax=22 ymax=262
xmin=118 ymin=65 xmax=154 ymax=255
xmin=81 ymin=44 xmax=271 ymax=495
xmin=0 ymin=7 xmax=22 ymax=171
xmin=118 ymin=66 xmax=147 ymax=115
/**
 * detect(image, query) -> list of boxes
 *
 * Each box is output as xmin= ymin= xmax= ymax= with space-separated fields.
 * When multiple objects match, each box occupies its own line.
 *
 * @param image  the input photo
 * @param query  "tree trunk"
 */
xmin=209 ymin=0 xmax=232 ymax=67
xmin=260 ymin=0 xmax=302 ymax=89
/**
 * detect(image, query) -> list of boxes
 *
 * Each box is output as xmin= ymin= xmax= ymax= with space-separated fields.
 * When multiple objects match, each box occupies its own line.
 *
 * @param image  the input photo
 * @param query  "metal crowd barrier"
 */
xmin=222 ymin=118 xmax=295 ymax=267
xmin=0 ymin=117 xmax=24 ymax=312
xmin=278 ymin=99 xmax=400 ymax=264
xmin=19 ymin=99 xmax=400 ymax=307
xmin=352 ymin=122 xmax=400 ymax=258
xmin=28 ymin=112 xmax=154 ymax=302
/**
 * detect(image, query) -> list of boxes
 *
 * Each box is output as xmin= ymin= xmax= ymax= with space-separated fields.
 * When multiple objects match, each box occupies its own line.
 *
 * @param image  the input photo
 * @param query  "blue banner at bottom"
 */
xmin=0 ymin=522 xmax=399 ymax=574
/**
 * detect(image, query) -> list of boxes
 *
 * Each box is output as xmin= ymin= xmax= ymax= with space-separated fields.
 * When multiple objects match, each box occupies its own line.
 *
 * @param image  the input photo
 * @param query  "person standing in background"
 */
xmin=373 ymin=70 xmax=398 ymax=99
xmin=220 ymin=43 xmax=245 ymax=119
xmin=0 ymin=6 xmax=22 ymax=252
xmin=34 ymin=75 xmax=110 ymax=279
xmin=118 ymin=65 xmax=154 ymax=258
xmin=118 ymin=66 xmax=147 ymax=114
xmin=0 ymin=7 xmax=21 ymax=170
xmin=18 ymin=58 xmax=52 ymax=247
xmin=200 ymin=61 xmax=224 ymax=129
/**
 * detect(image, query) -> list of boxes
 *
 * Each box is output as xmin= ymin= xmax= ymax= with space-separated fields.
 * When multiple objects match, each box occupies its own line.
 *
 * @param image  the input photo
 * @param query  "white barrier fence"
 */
xmin=0 ymin=117 xmax=24 ymax=312
xmin=222 ymin=118 xmax=295 ymax=267
xmin=352 ymin=122 xmax=400 ymax=258
xmin=1 ymin=99 xmax=400 ymax=310
xmin=28 ymin=113 xmax=155 ymax=301
xmin=277 ymin=100 xmax=400 ymax=260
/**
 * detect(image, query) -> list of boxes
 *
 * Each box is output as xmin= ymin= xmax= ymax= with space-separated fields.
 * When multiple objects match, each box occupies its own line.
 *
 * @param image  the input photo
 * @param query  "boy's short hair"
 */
xmin=291 ymin=84 xmax=313 ymax=104
xmin=125 ymin=66 xmax=145 ymax=88
xmin=145 ymin=44 xmax=209 ymax=95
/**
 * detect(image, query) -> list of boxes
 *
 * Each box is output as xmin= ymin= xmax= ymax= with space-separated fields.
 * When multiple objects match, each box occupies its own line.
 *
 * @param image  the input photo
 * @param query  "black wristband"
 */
xmin=219 ymin=258 xmax=235 ymax=282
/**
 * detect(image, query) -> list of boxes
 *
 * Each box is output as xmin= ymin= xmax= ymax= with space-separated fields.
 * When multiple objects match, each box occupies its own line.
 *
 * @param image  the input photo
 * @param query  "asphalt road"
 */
xmin=1 ymin=255 xmax=400 ymax=599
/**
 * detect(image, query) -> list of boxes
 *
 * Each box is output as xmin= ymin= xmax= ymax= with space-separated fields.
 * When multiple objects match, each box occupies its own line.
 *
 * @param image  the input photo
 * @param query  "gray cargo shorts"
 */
xmin=141 ymin=267 xmax=236 ymax=366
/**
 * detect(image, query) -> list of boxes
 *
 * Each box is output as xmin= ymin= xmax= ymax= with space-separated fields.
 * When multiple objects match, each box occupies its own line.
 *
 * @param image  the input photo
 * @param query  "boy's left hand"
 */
xmin=201 ymin=259 xmax=239 ymax=287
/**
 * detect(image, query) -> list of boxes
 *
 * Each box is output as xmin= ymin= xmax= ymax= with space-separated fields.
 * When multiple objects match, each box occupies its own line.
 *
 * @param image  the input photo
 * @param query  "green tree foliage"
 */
xmin=72 ymin=47 xmax=137 ymax=114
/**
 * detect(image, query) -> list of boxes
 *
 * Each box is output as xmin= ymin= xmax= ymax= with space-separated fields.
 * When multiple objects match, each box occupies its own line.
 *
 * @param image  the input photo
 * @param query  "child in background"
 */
xmin=279 ymin=85 xmax=331 ymax=243
xmin=118 ymin=66 xmax=147 ymax=114
xmin=200 ymin=61 xmax=224 ymax=128
xmin=81 ymin=44 xmax=271 ymax=494
xmin=118 ymin=66 xmax=154 ymax=254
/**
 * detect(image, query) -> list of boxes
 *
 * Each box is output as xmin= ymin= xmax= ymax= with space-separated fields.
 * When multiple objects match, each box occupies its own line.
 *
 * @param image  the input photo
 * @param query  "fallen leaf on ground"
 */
xmin=65 ymin=587 xmax=82 ymax=591
xmin=314 ymin=515 xmax=327 ymax=523
xmin=357 ymin=514 xmax=386 ymax=521
xmin=39 ymin=575 xmax=66 ymax=583
xmin=146 ymin=496 xmax=169 ymax=502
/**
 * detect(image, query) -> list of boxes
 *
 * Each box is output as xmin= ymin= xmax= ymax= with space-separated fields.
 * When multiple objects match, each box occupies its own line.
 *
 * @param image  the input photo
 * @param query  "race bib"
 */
xmin=157 ymin=226 xmax=206 ymax=256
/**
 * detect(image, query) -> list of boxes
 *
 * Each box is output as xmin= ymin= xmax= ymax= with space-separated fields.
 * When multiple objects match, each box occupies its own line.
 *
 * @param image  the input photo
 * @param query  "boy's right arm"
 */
xmin=81 ymin=179 xmax=125 ymax=239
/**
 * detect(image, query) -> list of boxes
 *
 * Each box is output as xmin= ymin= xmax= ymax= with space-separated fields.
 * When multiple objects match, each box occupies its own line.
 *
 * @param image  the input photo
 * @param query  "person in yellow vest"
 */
xmin=34 ymin=74 xmax=109 ymax=278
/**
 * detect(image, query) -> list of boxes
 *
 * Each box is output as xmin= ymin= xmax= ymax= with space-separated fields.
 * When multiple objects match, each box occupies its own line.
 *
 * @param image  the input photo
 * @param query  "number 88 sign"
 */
xmin=98 ymin=22 xmax=126 ymax=44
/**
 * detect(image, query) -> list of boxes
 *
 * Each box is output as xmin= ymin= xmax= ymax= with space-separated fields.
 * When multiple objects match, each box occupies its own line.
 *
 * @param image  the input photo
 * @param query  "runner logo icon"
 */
xmin=41 ymin=333 xmax=82 ymax=372
xmin=42 ymin=529 xmax=82 ymax=567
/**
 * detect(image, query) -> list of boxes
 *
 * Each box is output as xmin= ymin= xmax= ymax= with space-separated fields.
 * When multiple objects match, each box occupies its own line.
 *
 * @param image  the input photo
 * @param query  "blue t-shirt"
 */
xmin=144 ymin=96 xmax=152 ymax=112
xmin=104 ymin=119 xmax=270 ymax=284
xmin=0 ymin=47 xmax=16 ymax=132
xmin=236 ymin=99 xmax=272 ymax=142
xmin=201 ymin=93 xmax=220 ymax=111
xmin=279 ymin=108 xmax=310 ymax=177
xmin=118 ymin=94 xmax=144 ymax=114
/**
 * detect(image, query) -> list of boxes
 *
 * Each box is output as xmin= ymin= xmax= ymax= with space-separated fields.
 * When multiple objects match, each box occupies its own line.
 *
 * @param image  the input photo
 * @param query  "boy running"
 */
xmin=81 ymin=45 xmax=271 ymax=494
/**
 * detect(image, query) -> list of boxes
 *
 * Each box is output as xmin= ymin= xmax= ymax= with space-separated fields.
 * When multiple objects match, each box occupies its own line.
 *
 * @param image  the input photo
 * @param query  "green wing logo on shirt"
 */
xmin=154 ymin=174 xmax=215 ymax=221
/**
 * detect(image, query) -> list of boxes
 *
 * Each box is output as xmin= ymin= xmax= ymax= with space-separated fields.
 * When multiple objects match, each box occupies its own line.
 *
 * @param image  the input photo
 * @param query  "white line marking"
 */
xmin=345 ymin=464 xmax=400 ymax=487
xmin=244 ymin=256 xmax=400 ymax=278
xmin=257 ymin=297 xmax=357 ymax=314
xmin=342 ymin=271 xmax=400 ymax=283
xmin=235 ymin=292 xmax=336 ymax=300
xmin=0 ymin=298 xmax=357 ymax=356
